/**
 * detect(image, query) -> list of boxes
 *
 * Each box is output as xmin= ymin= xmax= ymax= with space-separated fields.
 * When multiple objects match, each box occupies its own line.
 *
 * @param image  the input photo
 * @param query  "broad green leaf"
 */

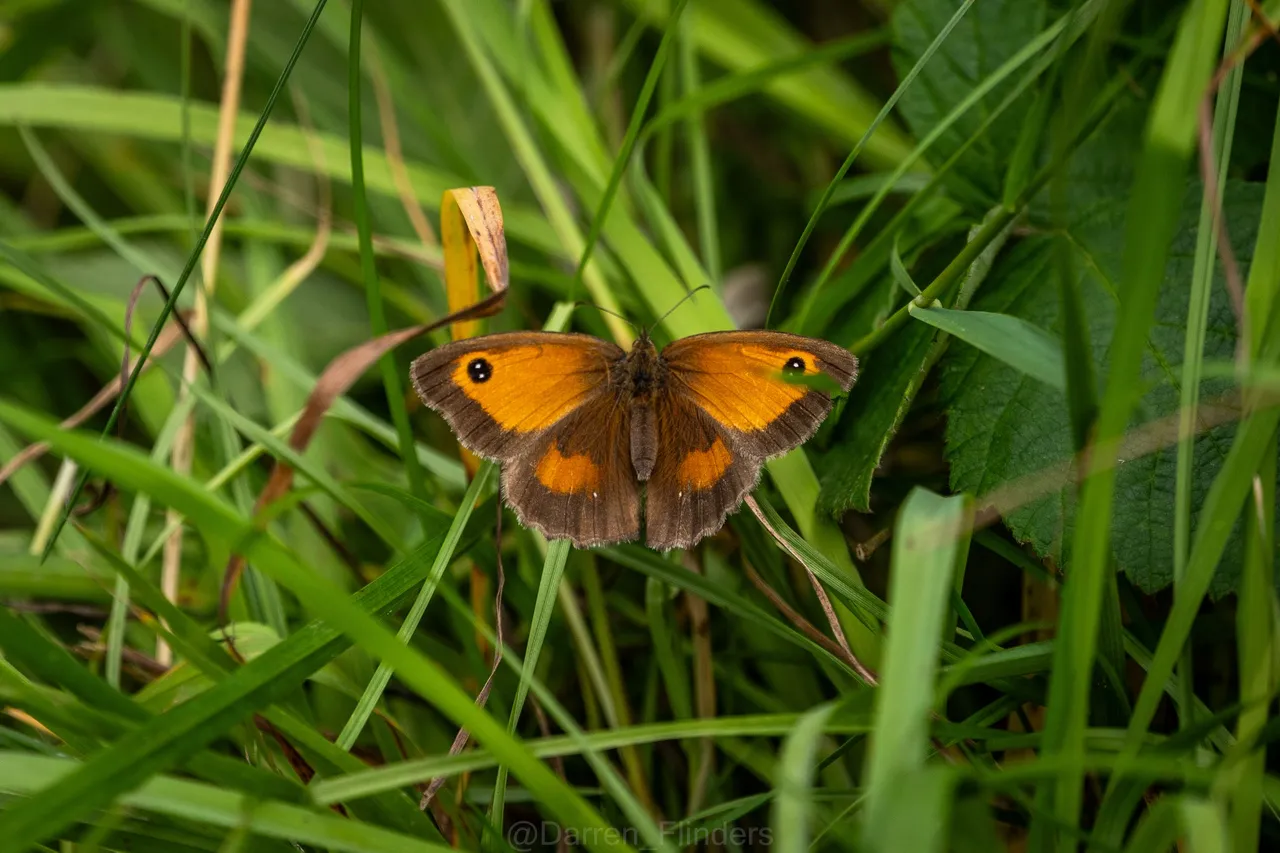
xmin=817 ymin=318 xmax=936 ymax=515
xmin=943 ymin=179 xmax=1275 ymax=595
xmin=892 ymin=0 xmax=1047 ymax=202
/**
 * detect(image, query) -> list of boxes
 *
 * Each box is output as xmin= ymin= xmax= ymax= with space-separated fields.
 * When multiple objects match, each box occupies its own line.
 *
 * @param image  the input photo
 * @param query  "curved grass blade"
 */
xmin=336 ymin=462 xmax=494 ymax=750
xmin=908 ymin=305 xmax=1066 ymax=390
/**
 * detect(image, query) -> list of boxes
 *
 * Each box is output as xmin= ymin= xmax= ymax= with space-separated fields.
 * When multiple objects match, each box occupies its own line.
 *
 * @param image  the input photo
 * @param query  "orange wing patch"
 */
xmin=676 ymin=344 xmax=822 ymax=432
xmin=535 ymin=444 xmax=601 ymax=494
xmin=452 ymin=344 xmax=604 ymax=433
xmin=675 ymin=437 xmax=734 ymax=490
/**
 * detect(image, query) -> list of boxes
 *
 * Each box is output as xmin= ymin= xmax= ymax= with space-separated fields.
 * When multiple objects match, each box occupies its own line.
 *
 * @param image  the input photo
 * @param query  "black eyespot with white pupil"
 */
xmin=467 ymin=357 xmax=492 ymax=383
xmin=784 ymin=356 xmax=807 ymax=372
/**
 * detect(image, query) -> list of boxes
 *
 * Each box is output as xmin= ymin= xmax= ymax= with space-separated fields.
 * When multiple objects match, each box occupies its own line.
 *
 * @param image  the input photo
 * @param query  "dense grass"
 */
xmin=0 ymin=0 xmax=1278 ymax=850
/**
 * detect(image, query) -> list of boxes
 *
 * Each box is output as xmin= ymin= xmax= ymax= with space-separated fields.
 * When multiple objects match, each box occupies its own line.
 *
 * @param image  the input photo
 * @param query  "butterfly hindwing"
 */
xmin=503 ymin=392 xmax=640 ymax=548
xmin=643 ymin=390 xmax=758 ymax=551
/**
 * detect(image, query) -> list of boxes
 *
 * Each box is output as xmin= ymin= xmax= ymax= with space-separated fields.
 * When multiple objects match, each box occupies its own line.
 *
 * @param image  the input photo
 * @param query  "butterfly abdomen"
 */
xmin=630 ymin=402 xmax=656 ymax=481
xmin=612 ymin=336 xmax=663 ymax=482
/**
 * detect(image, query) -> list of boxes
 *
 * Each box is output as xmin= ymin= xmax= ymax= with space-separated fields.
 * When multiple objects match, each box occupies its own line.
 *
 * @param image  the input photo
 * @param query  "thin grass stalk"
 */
xmin=486 ymin=538 xmax=573 ymax=842
xmin=766 ymin=0 xmax=977 ymax=329
xmin=679 ymin=13 xmax=720 ymax=288
xmin=349 ymin=0 xmax=427 ymax=512
xmin=335 ymin=464 xmax=495 ymax=751
xmin=581 ymin=560 xmax=655 ymax=812
xmin=1225 ymin=78 xmax=1280 ymax=853
xmin=160 ymin=0 xmax=252 ymax=666
xmin=1173 ymin=0 xmax=1250 ymax=729
xmin=569 ymin=0 xmax=690 ymax=299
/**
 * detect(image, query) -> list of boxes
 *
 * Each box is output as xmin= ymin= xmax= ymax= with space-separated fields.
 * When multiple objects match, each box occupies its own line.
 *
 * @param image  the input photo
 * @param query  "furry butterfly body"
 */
xmin=410 ymin=329 xmax=857 ymax=550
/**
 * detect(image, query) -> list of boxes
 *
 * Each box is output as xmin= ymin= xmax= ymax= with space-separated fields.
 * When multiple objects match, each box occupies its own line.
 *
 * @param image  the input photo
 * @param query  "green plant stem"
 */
xmin=852 ymin=207 xmax=1015 ymax=355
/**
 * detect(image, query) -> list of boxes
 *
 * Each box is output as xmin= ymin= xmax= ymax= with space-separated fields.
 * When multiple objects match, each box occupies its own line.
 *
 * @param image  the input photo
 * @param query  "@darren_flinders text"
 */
xmin=506 ymin=820 xmax=772 ymax=850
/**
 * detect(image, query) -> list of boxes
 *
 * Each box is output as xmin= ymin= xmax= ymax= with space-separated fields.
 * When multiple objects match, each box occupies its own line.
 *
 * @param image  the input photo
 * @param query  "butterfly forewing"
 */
xmin=409 ymin=332 xmax=624 ymax=460
xmin=660 ymin=331 xmax=857 ymax=459
xmin=410 ymin=331 xmax=637 ymax=548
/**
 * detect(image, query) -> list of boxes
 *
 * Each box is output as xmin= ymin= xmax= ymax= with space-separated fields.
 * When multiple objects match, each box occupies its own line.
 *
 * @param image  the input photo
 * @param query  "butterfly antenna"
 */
xmin=573 ymin=300 xmax=640 ymax=334
xmin=646 ymin=284 xmax=711 ymax=336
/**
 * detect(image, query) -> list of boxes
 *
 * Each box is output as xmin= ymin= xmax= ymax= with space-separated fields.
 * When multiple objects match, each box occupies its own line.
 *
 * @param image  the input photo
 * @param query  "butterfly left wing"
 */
xmin=411 ymin=332 xmax=640 ymax=547
xmin=501 ymin=391 xmax=640 ymax=548
xmin=643 ymin=331 xmax=857 ymax=551
xmin=410 ymin=331 xmax=624 ymax=460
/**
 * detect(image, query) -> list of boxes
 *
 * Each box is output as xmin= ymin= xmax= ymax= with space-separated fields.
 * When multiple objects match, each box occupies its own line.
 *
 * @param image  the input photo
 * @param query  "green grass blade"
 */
xmin=908 ymin=306 xmax=1065 ymax=389
xmin=571 ymin=0 xmax=690 ymax=297
xmin=770 ymin=701 xmax=838 ymax=853
xmin=862 ymin=489 xmax=969 ymax=848
xmin=336 ymin=462 xmax=494 ymax=750
xmin=1172 ymin=0 xmax=1250 ymax=731
xmin=1034 ymin=0 xmax=1232 ymax=843
xmin=488 ymin=538 xmax=572 ymax=841
xmin=0 ymin=753 xmax=449 ymax=853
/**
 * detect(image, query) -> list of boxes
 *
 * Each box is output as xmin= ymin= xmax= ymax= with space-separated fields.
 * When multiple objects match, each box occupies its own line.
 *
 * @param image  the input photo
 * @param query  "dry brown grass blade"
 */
xmin=161 ymin=0 xmax=253 ymax=666
xmin=443 ymin=186 xmax=508 ymax=342
xmin=371 ymin=45 xmax=437 ymax=248
xmin=744 ymin=495 xmax=878 ymax=686
xmin=217 ymin=288 xmax=507 ymax=619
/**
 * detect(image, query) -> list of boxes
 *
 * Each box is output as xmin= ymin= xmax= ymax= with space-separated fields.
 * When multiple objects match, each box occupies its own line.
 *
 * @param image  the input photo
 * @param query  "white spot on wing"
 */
xmin=592 ymin=491 xmax=598 ymax=499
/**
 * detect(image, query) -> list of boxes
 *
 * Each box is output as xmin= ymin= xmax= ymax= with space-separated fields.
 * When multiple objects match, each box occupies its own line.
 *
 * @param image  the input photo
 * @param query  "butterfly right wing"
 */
xmin=643 ymin=330 xmax=857 ymax=551
xmin=410 ymin=332 xmax=639 ymax=547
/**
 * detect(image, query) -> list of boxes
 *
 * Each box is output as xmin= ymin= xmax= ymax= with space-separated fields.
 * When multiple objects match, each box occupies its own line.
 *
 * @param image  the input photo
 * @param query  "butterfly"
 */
xmin=410 ymin=324 xmax=857 ymax=551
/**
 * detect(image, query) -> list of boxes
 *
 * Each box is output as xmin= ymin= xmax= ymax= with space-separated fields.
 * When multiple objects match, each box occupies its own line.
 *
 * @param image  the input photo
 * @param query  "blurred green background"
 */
xmin=0 ymin=0 xmax=1278 ymax=850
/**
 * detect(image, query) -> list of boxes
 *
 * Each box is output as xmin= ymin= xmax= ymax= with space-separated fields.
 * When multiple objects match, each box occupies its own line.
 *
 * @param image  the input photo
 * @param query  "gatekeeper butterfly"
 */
xmin=410 ymin=313 xmax=856 ymax=550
